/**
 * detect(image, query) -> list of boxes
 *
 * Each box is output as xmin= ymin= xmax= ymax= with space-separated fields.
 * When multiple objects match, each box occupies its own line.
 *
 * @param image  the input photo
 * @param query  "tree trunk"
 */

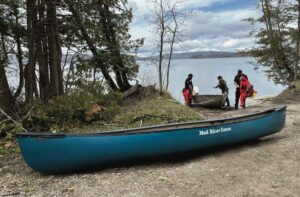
xmin=33 ymin=73 xmax=39 ymax=98
xmin=14 ymin=16 xmax=24 ymax=99
xmin=158 ymin=0 xmax=165 ymax=93
xmin=158 ymin=27 xmax=164 ymax=93
xmin=65 ymin=0 xmax=119 ymax=91
xmin=0 ymin=63 xmax=14 ymax=112
xmin=99 ymin=3 xmax=131 ymax=91
xmin=0 ymin=33 xmax=14 ymax=112
xmin=295 ymin=0 xmax=300 ymax=81
xmin=56 ymin=31 xmax=64 ymax=95
xmin=166 ymin=31 xmax=176 ymax=91
xmin=25 ymin=0 xmax=37 ymax=103
xmin=46 ymin=0 xmax=61 ymax=97
xmin=42 ymin=4 xmax=50 ymax=98
xmin=36 ymin=0 xmax=50 ymax=101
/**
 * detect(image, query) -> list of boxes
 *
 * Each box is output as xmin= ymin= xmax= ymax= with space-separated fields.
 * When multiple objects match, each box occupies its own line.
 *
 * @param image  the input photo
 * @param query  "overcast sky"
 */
xmin=127 ymin=0 xmax=260 ymax=55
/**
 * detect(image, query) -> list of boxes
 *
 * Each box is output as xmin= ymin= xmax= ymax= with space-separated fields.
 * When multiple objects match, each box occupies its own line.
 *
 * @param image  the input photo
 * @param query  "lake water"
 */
xmin=137 ymin=57 xmax=286 ymax=103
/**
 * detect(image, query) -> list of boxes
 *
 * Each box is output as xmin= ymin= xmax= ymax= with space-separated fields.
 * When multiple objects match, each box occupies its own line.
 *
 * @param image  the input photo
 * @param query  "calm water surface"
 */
xmin=138 ymin=57 xmax=285 ymax=103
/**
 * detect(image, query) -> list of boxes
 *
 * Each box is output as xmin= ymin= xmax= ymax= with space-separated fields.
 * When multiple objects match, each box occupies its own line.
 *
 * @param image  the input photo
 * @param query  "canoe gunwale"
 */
xmin=16 ymin=105 xmax=286 ymax=138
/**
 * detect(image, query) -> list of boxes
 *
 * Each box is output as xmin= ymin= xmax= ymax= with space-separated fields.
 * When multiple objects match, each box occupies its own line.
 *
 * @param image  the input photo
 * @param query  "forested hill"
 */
xmin=138 ymin=51 xmax=250 ymax=60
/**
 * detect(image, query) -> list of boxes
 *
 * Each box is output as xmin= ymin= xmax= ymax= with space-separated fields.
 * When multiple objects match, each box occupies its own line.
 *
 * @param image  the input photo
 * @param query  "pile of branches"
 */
xmin=0 ymin=106 xmax=34 ymax=137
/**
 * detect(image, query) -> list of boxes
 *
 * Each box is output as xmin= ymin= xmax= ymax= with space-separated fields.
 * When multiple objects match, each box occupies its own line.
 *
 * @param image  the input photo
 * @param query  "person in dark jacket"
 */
xmin=214 ymin=76 xmax=230 ymax=107
xmin=182 ymin=74 xmax=194 ymax=106
xmin=234 ymin=70 xmax=248 ymax=109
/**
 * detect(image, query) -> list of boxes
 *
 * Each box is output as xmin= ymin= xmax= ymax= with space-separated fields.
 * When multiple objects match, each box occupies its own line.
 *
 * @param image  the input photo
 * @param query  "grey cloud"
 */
xmin=185 ymin=10 xmax=256 ymax=40
xmin=131 ymin=8 xmax=259 ymax=55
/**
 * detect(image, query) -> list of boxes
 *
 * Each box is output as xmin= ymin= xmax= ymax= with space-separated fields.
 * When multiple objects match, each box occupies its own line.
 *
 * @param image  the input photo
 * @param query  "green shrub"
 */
xmin=24 ymin=90 xmax=123 ymax=132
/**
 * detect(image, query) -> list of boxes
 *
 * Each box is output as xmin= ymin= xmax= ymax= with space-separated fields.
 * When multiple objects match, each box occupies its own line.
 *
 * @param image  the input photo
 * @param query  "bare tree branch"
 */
xmin=0 ymin=107 xmax=27 ymax=132
xmin=148 ymin=0 xmax=191 ymax=91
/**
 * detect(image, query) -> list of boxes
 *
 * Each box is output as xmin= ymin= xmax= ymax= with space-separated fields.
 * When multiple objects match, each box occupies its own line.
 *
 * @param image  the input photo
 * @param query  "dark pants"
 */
xmin=188 ymin=95 xmax=192 ymax=106
xmin=225 ymin=97 xmax=230 ymax=106
xmin=221 ymin=92 xmax=230 ymax=107
xmin=235 ymin=88 xmax=240 ymax=109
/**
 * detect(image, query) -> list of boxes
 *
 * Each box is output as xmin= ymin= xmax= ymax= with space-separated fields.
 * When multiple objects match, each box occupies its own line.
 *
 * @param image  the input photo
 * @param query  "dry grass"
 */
xmin=75 ymin=93 xmax=203 ymax=132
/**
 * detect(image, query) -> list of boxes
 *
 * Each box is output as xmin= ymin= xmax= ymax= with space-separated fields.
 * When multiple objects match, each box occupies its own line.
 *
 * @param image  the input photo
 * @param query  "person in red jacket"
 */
xmin=234 ymin=70 xmax=248 ymax=109
xmin=182 ymin=74 xmax=194 ymax=106
xmin=239 ymin=75 xmax=250 ymax=109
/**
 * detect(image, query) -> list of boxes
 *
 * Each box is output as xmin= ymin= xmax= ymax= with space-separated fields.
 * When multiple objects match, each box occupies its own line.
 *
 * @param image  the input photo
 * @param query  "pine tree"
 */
xmin=248 ymin=0 xmax=300 ymax=85
xmin=64 ymin=0 xmax=143 ymax=92
xmin=0 ymin=0 xmax=26 ymax=111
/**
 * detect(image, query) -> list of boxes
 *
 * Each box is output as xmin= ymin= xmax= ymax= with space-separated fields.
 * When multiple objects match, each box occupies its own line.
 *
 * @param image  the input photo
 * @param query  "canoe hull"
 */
xmin=191 ymin=95 xmax=223 ymax=108
xmin=17 ymin=106 xmax=286 ymax=174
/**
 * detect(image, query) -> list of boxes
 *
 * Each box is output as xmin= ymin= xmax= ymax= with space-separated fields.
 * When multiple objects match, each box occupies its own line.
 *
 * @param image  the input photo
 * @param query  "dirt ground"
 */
xmin=0 ymin=98 xmax=299 ymax=197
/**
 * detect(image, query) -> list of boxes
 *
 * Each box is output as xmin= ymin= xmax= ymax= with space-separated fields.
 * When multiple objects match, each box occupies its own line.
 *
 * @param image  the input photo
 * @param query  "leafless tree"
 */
xmin=148 ymin=0 xmax=190 ymax=93
xmin=295 ymin=0 xmax=300 ymax=81
xmin=165 ymin=0 xmax=189 ymax=91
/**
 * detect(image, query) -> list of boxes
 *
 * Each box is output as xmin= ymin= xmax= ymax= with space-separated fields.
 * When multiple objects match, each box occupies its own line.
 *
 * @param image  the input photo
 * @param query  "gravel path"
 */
xmin=0 ymin=102 xmax=299 ymax=197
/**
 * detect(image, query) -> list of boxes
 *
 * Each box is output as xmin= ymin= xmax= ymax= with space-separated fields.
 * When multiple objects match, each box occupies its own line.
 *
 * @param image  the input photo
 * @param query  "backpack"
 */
xmin=247 ymin=84 xmax=255 ymax=97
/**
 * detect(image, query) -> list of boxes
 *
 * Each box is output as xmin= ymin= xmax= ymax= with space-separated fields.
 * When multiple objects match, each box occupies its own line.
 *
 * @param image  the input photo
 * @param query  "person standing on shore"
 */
xmin=239 ymin=75 xmax=250 ymax=109
xmin=182 ymin=74 xmax=194 ymax=106
xmin=234 ymin=70 xmax=248 ymax=109
xmin=214 ymin=76 xmax=230 ymax=107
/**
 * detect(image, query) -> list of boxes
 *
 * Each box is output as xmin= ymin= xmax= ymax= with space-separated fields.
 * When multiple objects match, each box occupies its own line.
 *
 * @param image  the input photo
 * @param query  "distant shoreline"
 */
xmin=137 ymin=55 xmax=252 ymax=61
xmin=137 ymin=51 xmax=251 ymax=61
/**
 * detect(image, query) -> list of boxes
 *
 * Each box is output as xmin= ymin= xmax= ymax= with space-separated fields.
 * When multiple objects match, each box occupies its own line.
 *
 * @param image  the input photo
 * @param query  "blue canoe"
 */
xmin=16 ymin=105 xmax=286 ymax=174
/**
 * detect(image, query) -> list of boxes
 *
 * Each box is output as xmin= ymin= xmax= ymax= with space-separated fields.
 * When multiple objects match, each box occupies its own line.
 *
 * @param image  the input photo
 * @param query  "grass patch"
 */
xmin=0 ymin=86 xmax=204 ymax=155
xmin=75 ymin=93 xmax=203 ymax=132
xmin=1 ymin=87 xmax=204 ymax=135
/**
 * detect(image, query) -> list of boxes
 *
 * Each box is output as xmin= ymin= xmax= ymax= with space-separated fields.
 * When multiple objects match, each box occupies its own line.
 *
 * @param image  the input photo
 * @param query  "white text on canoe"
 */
xmin=198 ymin=127 xmax=232 ymax=136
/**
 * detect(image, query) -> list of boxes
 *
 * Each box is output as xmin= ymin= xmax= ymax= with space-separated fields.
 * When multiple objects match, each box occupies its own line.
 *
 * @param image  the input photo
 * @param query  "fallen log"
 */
xmin=121 ymin=84 xmax=142 ymax=100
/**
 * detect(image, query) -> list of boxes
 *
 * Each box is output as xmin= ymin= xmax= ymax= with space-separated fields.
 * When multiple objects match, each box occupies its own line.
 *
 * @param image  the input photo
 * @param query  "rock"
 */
xmin=157 ymin=176 xmax=170 ymax=182
xmin=62 ymin=187 xmax=75 ymax=193
xmin=3 ymin=165 xmax=9 ymax=170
